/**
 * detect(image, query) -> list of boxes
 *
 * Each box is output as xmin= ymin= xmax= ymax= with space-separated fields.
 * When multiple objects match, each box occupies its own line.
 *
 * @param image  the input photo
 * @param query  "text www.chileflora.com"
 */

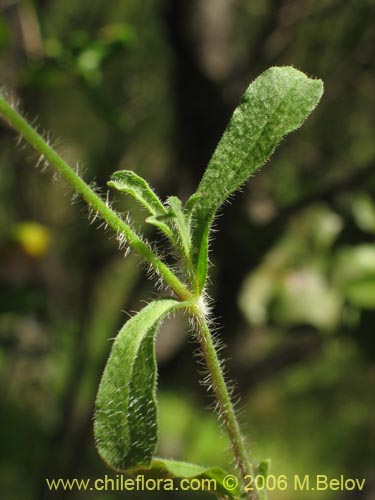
xmin=45 ymin=474 xmax=218 ymax=493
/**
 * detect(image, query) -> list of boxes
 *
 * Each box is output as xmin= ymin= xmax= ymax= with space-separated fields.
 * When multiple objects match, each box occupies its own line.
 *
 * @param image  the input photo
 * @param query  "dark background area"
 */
xmin=0 ymin=1 xmax=374 ymax=499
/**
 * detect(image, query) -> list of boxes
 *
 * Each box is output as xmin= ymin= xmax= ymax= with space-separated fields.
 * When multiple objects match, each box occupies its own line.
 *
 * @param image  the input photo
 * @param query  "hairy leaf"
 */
xmin=167 ymin=196 xmax=192 ymax=261
xmin=195 ymin=222 xmax=209 ymax=293
xmin=109 ymin=170 xmax=175 ymax=239
xmin=94 ymin=299 xmax=184 ymax=470
xmin=255 ymin=459 xmax=271 ymax=500
xmin=189 ymin=66 xmax=324 ymax=290
xmin=108 ymin=170 xmax=167 ymax=216
xmin=151 ymin=458 xmax=240 ymax=498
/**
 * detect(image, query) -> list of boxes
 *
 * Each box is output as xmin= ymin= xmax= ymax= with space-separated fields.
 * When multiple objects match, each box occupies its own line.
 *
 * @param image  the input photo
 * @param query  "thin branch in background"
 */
xmin=17 ymin=1 xmax=44 ymax=60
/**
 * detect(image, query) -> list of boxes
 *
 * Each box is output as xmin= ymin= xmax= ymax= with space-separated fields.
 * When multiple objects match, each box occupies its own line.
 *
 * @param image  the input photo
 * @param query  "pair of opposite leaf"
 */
xmin=94 ymin=66 xmax=323 ymax=499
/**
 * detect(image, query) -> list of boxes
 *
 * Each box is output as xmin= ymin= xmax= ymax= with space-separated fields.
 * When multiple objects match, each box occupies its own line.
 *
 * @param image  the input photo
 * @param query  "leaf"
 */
xmin=189 ymin=66 xmax=324 ymax=289
xmin=184 ymin=193 xmax=208 ymax=291
xmin=195 ymin=222 xmax=210 ymax=293
xmin=109 ymin=170 xmax=175 ymax=240
xmin=108 ymin=170 xmax=167 ymax=217
xmin=254 ymin=459 xmax=271 ymax=500
xmin=167 ymin=196 xmax=192 ymax=261
xmin=94 ymin=300 xmax=239 ymax=499
xmin=94 ymin=299 xmax=184 ymax=471
xmin=185 ymin=192 xmax=202 ymax=216
xmin=150 ymin=458 xmax=240 ymax=498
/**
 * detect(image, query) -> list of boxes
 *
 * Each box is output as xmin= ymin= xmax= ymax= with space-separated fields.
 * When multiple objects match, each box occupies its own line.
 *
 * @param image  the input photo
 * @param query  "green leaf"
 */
xmin=94 ymin=299 xmax=184 ymax=470
xmin=108 ymin=170 xmax=167 ymax=217
xmin=184 ymin=193 xmax=208 ymax=291
xmin=189 ymin=66 xmax=324 ymax=288
xmin=185 ymin=192 xmax=202 ymax=216
xmin=195 ymin=222 xmax=210 ymax=293
xmin=167 ymin=196 xmax=192 ymax=261
xmin=254 ymin=459 xmax=271 ymax=500
xmin=109 ymin=170 xmax=175 ymax=240
xmin=93 ymin=300 xmax=240 ymax=499
xmin=150 ymin=458 xmax=240 ymax=498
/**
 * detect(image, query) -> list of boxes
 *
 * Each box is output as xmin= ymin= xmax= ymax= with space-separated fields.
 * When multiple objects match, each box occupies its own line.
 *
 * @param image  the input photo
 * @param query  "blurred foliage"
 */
xmin=0 ymin=0 xmax=374 ymax=499
xmin=239 ymin=200 xmax=375 ymax=336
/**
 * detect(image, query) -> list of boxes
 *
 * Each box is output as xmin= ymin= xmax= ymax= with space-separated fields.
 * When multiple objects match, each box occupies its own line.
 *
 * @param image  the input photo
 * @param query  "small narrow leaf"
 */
xmin=108 ymin=170 xmax=167 ymax=216
xmin=189 ymin=66 xmax=324 ymax=288
xmin=167 ymin=196 xmax=192 ymax=261
xmin=185 ymin=192 xmax=202 ymax=217
xmin=195 ymin=222 xmax=209 ymax=293
xmin=255 ymin=459 xmax=271 ymax=500
xmin=151 ymin=458 xmax=240 ymax=498
xmin=94 ymin=299 xmax=184 ymax=471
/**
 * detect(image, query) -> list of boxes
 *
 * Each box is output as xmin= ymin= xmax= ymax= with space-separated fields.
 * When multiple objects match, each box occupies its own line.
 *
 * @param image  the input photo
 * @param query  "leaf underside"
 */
xmin=94 ymin=299 xmax=182 ymax=470
xmin=108 ymin=170 xmax=167 ymax=217
xmin=189 ymin=66 xmax=324 ymax=290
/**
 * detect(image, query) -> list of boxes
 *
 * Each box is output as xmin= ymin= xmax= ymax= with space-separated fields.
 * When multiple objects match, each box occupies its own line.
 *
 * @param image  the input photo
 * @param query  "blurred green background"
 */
xmin=0 ymin=1 xmax=374 ymax=499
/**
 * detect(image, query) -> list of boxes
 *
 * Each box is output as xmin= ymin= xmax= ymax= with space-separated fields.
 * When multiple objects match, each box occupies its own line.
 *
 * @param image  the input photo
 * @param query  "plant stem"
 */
xmin=0 ymin=94 xmax=192 ymax=302
xmin=192 ymin=305 xmax=258 ymax=500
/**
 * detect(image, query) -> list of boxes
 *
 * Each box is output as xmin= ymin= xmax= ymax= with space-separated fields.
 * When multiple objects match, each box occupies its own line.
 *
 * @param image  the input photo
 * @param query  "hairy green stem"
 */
xmin=191 ymin=305 xmax=258 ymax=500
xmin=0 ymin=94 xmax=192 ymax=301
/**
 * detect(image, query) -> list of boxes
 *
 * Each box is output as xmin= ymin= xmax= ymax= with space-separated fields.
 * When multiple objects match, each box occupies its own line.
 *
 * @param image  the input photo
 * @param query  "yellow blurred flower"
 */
xmin=13 ymin=222 xmax=51 ymax=259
